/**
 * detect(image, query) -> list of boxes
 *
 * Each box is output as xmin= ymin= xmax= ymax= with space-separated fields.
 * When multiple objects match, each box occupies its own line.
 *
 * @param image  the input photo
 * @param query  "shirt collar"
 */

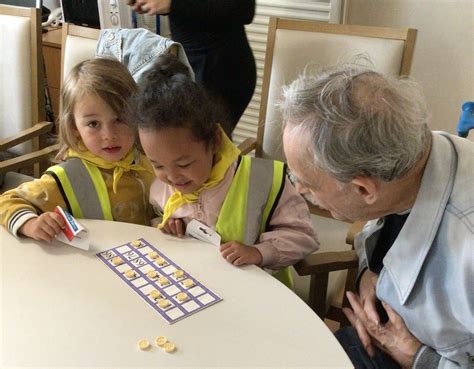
xmin=383 ymin=133 xmax=456 ymax=304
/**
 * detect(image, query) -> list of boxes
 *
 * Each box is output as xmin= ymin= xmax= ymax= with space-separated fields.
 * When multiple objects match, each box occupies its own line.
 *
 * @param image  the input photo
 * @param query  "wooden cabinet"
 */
xmin=42 ymin=27 xmax=61 ymax=119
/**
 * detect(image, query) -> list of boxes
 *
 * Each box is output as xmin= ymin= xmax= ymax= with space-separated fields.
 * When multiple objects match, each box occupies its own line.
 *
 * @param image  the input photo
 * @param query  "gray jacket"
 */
xmin=356 ymin=132 xmax=474 ymax=368
xmin=96 ymin=28 xmax=194 ymax=84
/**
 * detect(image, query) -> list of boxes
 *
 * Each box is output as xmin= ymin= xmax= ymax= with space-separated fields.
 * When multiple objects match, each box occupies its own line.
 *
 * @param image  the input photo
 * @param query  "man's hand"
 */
xmin=161 ymin=218 xmax=185 ymax=237
xmin=220 ymin=241 xmax=263 ymax=266
xmin=344 ymin=291 xmax=422 ymax=369
xmin=19 ymin=212 xmax=65 ymax=242
xmin=127 ymin=0 xmax=171 ymax=15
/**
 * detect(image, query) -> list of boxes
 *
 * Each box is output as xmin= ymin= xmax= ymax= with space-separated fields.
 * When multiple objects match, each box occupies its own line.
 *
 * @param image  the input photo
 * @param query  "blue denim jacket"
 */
xmin=96 ymin=28 xmax=194 ymax=84
xmin=356 ymin=132 xmax=474 ymax=369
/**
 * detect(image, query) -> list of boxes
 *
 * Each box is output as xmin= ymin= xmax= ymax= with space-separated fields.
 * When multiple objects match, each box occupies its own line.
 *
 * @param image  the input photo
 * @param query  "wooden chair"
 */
xmin=0 ymin=4 xmax=58 ymax=187
xmin=242 ymin=17 xmax=417 ymax=327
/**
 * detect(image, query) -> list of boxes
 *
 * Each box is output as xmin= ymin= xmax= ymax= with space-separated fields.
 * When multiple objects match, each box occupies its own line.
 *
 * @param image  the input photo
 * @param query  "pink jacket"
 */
xmin=150 ymin=160 xmax=319 ymax=270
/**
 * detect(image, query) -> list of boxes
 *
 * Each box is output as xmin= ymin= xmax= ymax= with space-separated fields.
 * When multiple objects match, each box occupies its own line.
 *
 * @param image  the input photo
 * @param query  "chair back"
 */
xmin=0 ymin=4 xmax=44 ymax=155
xmin=257 ymin=17 xmax=417 ymax=161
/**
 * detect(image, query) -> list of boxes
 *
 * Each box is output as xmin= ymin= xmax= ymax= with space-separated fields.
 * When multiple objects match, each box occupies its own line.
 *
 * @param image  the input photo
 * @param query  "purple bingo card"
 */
xmin=96 ymin=238 xmax=222 ymax=324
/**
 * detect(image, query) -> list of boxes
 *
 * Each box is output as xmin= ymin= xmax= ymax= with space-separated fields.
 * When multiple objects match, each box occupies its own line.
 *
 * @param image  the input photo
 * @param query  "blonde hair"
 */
xmin=56 ymin=58 xmax=137 ymax=160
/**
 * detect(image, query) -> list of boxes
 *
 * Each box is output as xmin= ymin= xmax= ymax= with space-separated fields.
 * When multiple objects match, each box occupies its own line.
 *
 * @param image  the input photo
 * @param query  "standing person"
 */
xmin=0 ymin=58 xmax=155 ymax=241
xmin=127 ymin=0 xmax=257 ymax=137
xmin=131 ymin=55 xmax=318 ymax=285
xmin=281 ymin=66 xmax=473 ymax=368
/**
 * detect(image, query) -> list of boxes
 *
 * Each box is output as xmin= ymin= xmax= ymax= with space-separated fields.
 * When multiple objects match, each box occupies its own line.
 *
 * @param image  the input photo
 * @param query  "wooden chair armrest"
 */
xmin=237 ymin=137 xmax=257 ymax=155
xmin=0 ymin=143 xmax=60 ymax=175
xmin=0 ymin=121 xmax=54 ymax=151
xmin=294 ymin=250 xmax=359 ymax=276
xmin=345 ymin=221 xmax=365 ymax=245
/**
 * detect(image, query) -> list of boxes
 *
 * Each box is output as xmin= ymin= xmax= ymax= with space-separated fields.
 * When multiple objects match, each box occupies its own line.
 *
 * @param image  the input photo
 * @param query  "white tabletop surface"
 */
xmin=0 ymin=219 xmax=352 ymax=369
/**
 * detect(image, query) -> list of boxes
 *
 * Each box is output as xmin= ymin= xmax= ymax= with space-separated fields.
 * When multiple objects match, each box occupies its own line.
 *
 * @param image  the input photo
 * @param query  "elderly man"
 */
xmin=281 ymin=66 xmax=473 ymax=369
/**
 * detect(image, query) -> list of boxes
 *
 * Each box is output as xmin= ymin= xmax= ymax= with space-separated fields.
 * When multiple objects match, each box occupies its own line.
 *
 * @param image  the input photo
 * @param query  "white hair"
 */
xmin=281 ymin=65 xmax=432 ymax=182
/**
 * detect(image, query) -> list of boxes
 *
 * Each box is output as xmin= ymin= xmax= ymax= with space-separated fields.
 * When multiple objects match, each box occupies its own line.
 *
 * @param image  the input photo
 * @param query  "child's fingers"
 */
xmin=175 ymin=219 xmax=185 ymax=237
xmin=219 ymin=241 xmax=233 ymax=252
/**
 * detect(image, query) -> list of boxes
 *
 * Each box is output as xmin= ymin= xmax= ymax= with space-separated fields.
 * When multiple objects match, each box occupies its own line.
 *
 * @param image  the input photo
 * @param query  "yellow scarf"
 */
xmin=67 ymin=144 xmax=153 ymax=193
xmin=159 ymin=127 xmax=240 ymax=228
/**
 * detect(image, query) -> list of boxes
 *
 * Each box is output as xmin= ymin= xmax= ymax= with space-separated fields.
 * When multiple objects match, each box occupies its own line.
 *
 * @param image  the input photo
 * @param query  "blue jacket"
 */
xmin=96 ymin=28 xmax=194 ymax=83
xmin=356 ymin=132 xmax=473 ymax=368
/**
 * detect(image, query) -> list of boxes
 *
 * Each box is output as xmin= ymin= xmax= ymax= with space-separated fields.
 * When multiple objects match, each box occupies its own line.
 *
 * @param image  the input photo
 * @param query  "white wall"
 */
xmin=345 ymin=0 xmax=474 ymax=139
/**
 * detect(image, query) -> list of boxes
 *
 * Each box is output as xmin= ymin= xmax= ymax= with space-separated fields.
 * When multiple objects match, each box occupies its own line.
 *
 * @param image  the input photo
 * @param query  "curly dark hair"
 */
xmin=130 ymin=54 xmax=229 ymax=148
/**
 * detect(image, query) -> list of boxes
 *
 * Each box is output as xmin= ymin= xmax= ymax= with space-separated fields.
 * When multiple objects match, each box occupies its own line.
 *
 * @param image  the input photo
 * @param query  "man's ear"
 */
xmin=351 ymin=176 xmax=379 ymax=205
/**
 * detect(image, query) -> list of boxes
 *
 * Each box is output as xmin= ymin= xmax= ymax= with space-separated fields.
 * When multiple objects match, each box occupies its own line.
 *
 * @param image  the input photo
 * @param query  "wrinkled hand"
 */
xmin=160 ymin=218 xmax=185 ymax=237
xmin=220 ymin=241 xmax=263 ymax=266
xmin=19 ymin=212 xmax=65 ymax=242
xmin=344 ymin=291 xmax=422 ymax=368
xmin=127 ymin=0 xmax=171 ymax=15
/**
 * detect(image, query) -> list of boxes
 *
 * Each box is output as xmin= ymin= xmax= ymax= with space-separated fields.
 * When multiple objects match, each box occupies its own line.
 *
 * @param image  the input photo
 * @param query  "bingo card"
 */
xmin=97 ymin=238 xmax=222 ymax=324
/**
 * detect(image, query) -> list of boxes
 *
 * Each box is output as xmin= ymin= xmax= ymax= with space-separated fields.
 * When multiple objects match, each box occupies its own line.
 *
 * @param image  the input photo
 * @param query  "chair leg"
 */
xmin=308 ymin=272 xmax=329 ymax=319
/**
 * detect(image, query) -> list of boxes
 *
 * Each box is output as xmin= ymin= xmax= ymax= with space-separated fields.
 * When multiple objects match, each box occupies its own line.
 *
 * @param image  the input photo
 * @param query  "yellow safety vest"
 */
xmin=46 ymin=158 xmax=113 ymax=220
xmin=216 ymin=155 xmax=293 ymax=288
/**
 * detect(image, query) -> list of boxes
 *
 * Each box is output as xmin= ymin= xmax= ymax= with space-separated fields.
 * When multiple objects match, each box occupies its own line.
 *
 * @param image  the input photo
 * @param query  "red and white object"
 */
xmin=54 ymin=206 xmax=90 ymax=250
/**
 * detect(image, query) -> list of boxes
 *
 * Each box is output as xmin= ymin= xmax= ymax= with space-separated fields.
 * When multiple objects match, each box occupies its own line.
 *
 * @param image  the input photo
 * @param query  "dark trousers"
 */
xmin=335 ymin=327 xmax=401 ymax=369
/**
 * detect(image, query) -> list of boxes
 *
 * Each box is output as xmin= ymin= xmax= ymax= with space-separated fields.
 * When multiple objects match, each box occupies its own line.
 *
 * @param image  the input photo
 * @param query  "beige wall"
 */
xmin=345 ymin=0 xmax=474 ymax=139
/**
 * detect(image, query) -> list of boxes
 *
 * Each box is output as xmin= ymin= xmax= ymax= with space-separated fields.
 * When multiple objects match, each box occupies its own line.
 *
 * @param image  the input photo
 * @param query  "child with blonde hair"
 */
xmin=0 ymin=58 xmax=154 ymax=241
xmin=132 ymin=55 xmax=319 ymax=286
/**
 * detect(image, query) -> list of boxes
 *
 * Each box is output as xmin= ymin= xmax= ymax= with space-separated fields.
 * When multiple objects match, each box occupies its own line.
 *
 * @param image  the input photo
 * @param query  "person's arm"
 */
xmin=252 ymin=177 xmax=319 ymax=269
xmin=0 ymin=174 xmax=67 ymax=237
xmin=170 ymin=0 xmax=255 ymax=26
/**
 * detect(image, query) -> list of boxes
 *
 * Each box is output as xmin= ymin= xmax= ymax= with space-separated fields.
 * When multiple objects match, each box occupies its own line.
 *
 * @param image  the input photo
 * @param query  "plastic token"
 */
xmin=111 ymin=257 xmax=123 ymax=266
xmin=158 ymin=299 xmax=170 ymax=308
xmin=131 ymin=240 xmax=142 ymax=248
xmin=158 ymin=276 xmax=170 ymax=286
xmin=138 ymin=339 xmax=150 ymax=350
xmin=148 ymin=251 xmax=158 ymax=259
xmin=177 ymin=292 xmax=189 ymax=302
xmin=155 ymin=336 xmax=167 ymax=347
xmin=147 ymin=270 xmax=158 ymax=279
xmin=124 ymin=269 xmax=136 ymax=278
xmin=182 ymin=278 xmax=195 ymax=288
xmin=163 ymin=342 xmax=176 ymax=353
xmin=155 ymin=257 xmax=167 ymax=266
xmin=150 ymin=289 xmax=161 ymax=300
xmin=174 ymin=270 xmax=184 ymax=278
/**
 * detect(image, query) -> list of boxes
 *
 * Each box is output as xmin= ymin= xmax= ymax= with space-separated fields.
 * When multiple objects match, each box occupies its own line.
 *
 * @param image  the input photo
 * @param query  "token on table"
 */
xmin=147 ymin=270 xmax=159 ymax=279
xmin=163 ymin=342 xmax=176 ymax=353
xmin=155 ymin=257 xmax=167 ymax=266
xmin=176 ymin=292 xmax=189 ymax=302
xmin=111 ymin=256 xmax=123 ymax=266
xmin=155 ymin=336 xmax=167 ymax=347
xmin=150 ymin=289 xmax=161 ymax=300
xmin=174 ymin=269 xmax=184 ymax=278
xmin=182 ymin=278 xmax=195 ymax=288
xmin=131 ymin=240 xmax=142 ymax=248
xmin=124 ymin=269 xmax=136 ymax=278
xmin=148 ymin=251 xmax=159 ymax=259
xmin=138 ymin=339 xmax=150 ymax=350
xmin=158 ymin=276 xmax=170 ymax=286
xmin=158 ymin=299 xmax=170 ymax=308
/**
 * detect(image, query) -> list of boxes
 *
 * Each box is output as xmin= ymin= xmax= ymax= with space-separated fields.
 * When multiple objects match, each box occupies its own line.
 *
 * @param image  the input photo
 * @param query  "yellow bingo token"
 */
xmin=138 ymin=339 xmax=150 ymax=350
xmin=124 ymin=269 xmax=136 ymax=278
xmin=158 ymin=299 xmax=170 ymax=308
xmin=131 ymin=240 xmax=142 ymax=248
xmin=150 ymin=289 xmax=161 ymax=300
xmin=147 ymin=270 xmax=158 ymax=279
xmin=111 ymin=257 xmax=123 ymax=266
xmin=148 ymin=251 xmax=158 ymax=259
xmin=174 ymin=270 xmax=184 ymax=278
xmin=163 ymin=342 xmax=176 ymax=353
xmin=155 ymin=257 xmax=167 ymax=266
xmin=177 ymin=292 xmax=189 ymax=302
xmin=182 ymin=278 xmax=195 ymax=288
xmin=155 ymin=336 xmax=167 ymax=347
xmin=158 ymin=276 xmax=170 ymax=286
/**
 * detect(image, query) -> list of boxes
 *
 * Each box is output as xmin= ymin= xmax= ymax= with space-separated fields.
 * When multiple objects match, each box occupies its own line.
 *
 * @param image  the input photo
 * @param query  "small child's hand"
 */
xmin=220 ymin=241 xmax=263 ymax=266
xmin=19 ymin=212 xmax=65 ymax=242
xmin=161 ymin=218 xmax=185 ymax=237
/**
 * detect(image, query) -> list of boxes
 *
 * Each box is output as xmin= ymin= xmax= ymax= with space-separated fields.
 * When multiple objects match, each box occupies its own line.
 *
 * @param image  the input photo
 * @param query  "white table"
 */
xmin=0 ymin=220 xmax=353 ymax=368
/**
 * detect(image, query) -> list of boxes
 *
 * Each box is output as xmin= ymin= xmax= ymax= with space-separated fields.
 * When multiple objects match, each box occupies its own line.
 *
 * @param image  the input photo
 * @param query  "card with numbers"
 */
xmin=96 ymin=238 xmax=222 ymax=324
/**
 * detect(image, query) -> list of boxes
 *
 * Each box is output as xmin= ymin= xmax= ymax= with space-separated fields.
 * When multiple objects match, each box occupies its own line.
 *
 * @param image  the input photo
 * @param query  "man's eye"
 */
xmin=87 ymin=121 xmax=98 ymax=128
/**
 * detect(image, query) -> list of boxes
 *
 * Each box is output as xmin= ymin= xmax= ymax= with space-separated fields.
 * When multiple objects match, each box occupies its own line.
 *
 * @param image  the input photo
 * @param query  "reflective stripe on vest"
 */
xmin=216 ymin=156 xmax=285 ymax=245
xmin=46 ymin=158 xmax=113 ymax=220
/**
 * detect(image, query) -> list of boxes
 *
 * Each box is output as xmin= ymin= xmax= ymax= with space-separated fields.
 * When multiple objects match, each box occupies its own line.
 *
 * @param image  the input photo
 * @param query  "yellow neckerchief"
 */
xmin=159 ymin=127 xmax=240 ymax=228
xmin=67 ymin=144 xmax=152 ymax=193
